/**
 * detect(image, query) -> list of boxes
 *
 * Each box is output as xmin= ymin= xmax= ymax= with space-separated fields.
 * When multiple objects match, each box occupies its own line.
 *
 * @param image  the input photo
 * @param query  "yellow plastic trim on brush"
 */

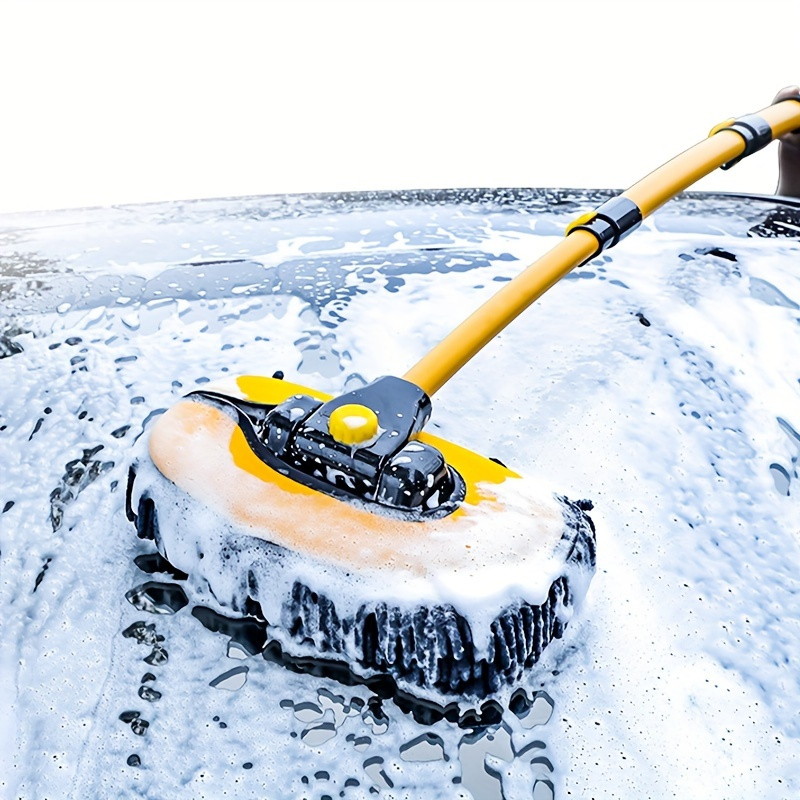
xmin=232 ymin=374 xmax=518 ymax=494
xmin=146 ymin=374 xmax=522 ymax=547
xmin=404 ymin=97 xmax=800 ymax=398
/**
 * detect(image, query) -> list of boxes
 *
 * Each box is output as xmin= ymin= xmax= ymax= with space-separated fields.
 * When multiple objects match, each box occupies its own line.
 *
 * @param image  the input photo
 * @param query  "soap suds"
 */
xmin=1 ymin=190 xmax=799 ymax=798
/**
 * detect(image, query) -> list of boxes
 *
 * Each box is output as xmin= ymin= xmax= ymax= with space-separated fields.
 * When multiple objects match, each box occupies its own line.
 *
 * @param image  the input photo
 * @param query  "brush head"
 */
xmin=131 ymin=373 xmax=596 ymax=698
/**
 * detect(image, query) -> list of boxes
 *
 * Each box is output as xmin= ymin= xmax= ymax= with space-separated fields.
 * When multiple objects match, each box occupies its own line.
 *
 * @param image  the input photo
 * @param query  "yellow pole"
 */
xmin=624 ymin=132 xmax=742 ymax=217
xmin=404 ymin=98 xmax=800 ymax=397
xmin=404 ymin=231 xmax=598 ymax=393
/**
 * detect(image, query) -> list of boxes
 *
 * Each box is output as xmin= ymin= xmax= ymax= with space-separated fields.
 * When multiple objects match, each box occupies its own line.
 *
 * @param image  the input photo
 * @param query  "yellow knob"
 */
xmin=328 ymin=403 xmax=379 ymax=445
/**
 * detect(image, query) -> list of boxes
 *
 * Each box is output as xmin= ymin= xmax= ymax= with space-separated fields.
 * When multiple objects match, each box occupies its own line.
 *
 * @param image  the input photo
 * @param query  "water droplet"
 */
xmin=293 ymin=702 xmax=323 ymax=723
xmin=138 ymin=685 xmax=162 ymax=702
xmin=125 ymin=582 xmax=188 ymax=615
xmin=300 ymin=722 xmax=337 ymax=746
xmin=209 ymin=666 xmax=249 ymax=691
xmin=399 ymin=732 xmax=445 ymax=762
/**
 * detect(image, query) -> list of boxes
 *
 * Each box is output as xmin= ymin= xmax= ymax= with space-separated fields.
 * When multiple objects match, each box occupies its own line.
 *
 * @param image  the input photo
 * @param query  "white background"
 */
xmin=1 ymin=0 xmax=798 ymax=214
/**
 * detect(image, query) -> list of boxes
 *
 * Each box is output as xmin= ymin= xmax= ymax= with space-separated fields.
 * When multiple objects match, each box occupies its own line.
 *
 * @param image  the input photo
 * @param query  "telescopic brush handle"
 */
xmin=404 ymin=96 xmax=800 ymax=397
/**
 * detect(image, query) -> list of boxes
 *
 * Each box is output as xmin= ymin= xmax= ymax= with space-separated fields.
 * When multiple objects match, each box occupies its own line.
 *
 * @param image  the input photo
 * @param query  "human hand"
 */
xmin=774 ymin=86 xmax=800 ymax=198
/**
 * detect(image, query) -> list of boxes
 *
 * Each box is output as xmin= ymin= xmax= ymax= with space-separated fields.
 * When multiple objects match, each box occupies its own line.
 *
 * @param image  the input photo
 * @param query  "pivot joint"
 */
xmin=710 ymin=113 xmax=772 ymax=170
xmin=193 ymin=376 xmax=466 ymax=519
xmin=565 ymin=196 xmax=643 ymax=255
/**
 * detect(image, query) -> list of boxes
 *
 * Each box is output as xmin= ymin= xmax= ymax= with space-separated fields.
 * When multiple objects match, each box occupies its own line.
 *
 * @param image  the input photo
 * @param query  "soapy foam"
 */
xmin=2 ymin=190 xmax=800 ymax=798
xmin=143 ymin=395 xmax=570 ymax=590
xmin=131 ymin=445 xmax=589 ymax=678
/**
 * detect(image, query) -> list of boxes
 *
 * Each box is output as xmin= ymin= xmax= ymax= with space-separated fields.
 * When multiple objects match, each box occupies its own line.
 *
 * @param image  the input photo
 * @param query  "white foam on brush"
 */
xmin=132 ymin=442 xmax=581 ymax=656
xmin=2 ymin=197 xmax=800 ymax=798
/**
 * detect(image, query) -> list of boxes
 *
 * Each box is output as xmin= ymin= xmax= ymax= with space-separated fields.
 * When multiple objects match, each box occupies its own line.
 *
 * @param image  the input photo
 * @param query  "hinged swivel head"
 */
xmin=192 ymin=375 xmax=466 ymax=519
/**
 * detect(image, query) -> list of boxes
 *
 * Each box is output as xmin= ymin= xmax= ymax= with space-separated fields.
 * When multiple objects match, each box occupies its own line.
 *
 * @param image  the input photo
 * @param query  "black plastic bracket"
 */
xmin=189 ymin=376 xmax=466 ymax=520
xmin=717 ymin=113 xmax=773 ymax=170
xmin=568 ymin=196 xmax=642 ymax=255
